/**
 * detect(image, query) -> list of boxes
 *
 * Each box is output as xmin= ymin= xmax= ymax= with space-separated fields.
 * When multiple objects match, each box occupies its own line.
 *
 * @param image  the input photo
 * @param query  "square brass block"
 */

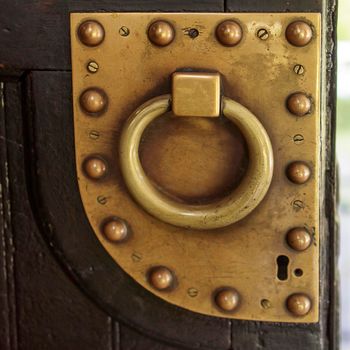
xmin=71 ymin=13 xmax=321 ymax=322
xmin=172 ymin=72 xmax=221 ymax=117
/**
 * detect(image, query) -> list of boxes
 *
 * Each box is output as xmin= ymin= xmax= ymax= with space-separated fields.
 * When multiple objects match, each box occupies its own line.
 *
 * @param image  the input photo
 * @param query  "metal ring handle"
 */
xmin=119 ymin=94 xmax=273 ymax=230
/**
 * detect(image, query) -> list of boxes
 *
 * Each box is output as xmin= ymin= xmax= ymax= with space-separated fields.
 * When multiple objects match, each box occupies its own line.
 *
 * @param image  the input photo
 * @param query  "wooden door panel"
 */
xmin=0 ymin=0 xmax=338 ymax=348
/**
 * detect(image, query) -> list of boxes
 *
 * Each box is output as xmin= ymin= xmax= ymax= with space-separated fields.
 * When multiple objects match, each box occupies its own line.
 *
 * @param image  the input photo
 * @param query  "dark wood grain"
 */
xmin=0 ymin=79 xmax=18 ymax=350
xmin=1 ymin=77 xmax=116 ymax=350
xmin=0 ymin=0 xmax=224 ymax=71
xmin=226 ymin=0 xmax=322 ymax=12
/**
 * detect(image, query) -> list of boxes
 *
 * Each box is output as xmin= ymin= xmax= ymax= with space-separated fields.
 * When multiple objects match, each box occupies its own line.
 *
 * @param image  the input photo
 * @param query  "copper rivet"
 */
xmin=215 ymin=288 xmax=240 ymax=312
xmin=78 ymin=20 xmax=105 ymax=47
xmin=286 ymin=293 xmax=312 ymax=316
xmin=287 ymin=92 xmax=312 ymax=116
xmin=80 ymin=88 xmax=108 ymax=115
xmin=148 ymin=20 xmax=175 ymax=46
xmin=286 ymin=161 xmax=311 ymax=184
xmin=148 ymin=266 xmax=175 ymax=291
xmin=103 ymin=218 xmax=129 ymax=242
xmin=83 ymin=156 xmax=107 ymax=180
xmin=216 ymin=20 xmax=243 ymax=46
xmin=286 ymin=227 xmax=312 ymax=251
xmin=286 ymin=21 xmax=313 ymax=47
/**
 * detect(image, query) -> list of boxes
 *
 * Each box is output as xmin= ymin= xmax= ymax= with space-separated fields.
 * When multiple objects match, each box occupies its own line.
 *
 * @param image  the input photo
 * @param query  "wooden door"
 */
xmin=0 ymin=1 xmax=338 ymax=349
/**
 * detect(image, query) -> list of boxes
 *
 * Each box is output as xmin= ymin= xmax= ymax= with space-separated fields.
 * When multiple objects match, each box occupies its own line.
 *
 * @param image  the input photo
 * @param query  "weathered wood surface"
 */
xmin=0 ymin=0 xmax=338 ymax=349
xmin=226 ymin=0 xmax=322 ymax=12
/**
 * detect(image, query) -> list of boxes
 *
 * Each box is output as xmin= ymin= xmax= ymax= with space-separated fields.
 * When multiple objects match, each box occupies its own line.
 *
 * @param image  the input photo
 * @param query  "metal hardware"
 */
xmin=286 ymin=161 xmax=311 ymax=184
xmin=214 ymin=288 xmax=240 ymax=312
xmin=83 ymin=156 xmax=108 ymax=180
xmin=286 ymin=21 xmax=313 ymax=47
xmin=77 ymin=20 xmax=105 ymax=47
xmin=286 ymin=227 xmax=312 ymax=251
xmin=148 ymin=20 xmax=175 ymax=46
xmin=71 ymin=12 xmax=321 ymax=323
xmin=294 ymin=64 xmax=305 ymax=75
xmin=286 ymin=293 xmax=312 ymax=316
xmin=215 ymin=20 xmax=243 ymax=46
xmin=79 ymin=88 xmax=108 ymax=115
xmin=257 ymin=28 xmax=269 ymax=40
xmin=87 ymin=61 xmax=99 ymax=73
xmin=119 ymin=94 xmax=273 ymax=229
xmin=287 ymin=92 xmax=312 ymax=116
xmin=148 ymin=266 xmax=176 ymax=291
xmin=119 ymin=26 xmax=130 ymax=37
xmin=172 ymin=72 xmax=221 ymax=117
xmin=102 ymin=217 xmax=129 ymax=242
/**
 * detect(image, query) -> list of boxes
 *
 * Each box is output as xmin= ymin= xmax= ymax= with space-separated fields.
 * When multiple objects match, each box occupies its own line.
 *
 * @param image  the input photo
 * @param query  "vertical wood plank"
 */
xmin=2 ymin=77 xmax=115 ymax=350
xmin=0 ymin=80 xmax=18 ymax=350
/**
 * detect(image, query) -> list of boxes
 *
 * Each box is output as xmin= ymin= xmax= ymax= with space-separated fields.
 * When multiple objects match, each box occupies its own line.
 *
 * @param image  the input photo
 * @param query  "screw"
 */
xmin=119 ymin=26 xmax=130 ymax=37
xmin=87 ymin=61 xmax=99 ymax=73
xmin=292 ymin=200 xmax=305 ymax=212
xmin=131 ymin=252 xmax=142 ymax=262
xmin=293 ymin=134 xmax=304 ymax=145
xmin=294 ymin=64 xmax=305 ymax=75
xmin=257 ymin=28 xmax=269 ymax=40
xmin=89 ymin=130 xmax=100 ymax=140
xmin=97 ymin=195 xmax=108 ymax=205
xmin=261 ymin=299 xmax=271 ymax=309
xmin=187 ymin=288 xmax=199 ymax=297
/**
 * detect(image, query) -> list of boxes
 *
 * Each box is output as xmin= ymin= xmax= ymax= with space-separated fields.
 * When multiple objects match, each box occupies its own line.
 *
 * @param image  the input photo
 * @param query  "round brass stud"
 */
xmin=148 ymin=266 xmax=175 ymax=291
xmin=214 ymin=288 xmax=240 ymax=312
xmin=148 ymin=20 xmax=175 ymax=47
xmin=78 ymin=20 xmax=105 ymax=47
xmin=286 ymin=161 xmax=311 ymax=184
xmin=216 ymin=20 xmax=243 ymax=47
xmin=286 ymin=227 xmax=312 ymax=251
xmin=286 ymin=92 xmax=312 ymax=117
xmin=83 ymin=156 xmax=107 ymax=180
xmin=102 ymin=218 xmax=129 ymax=242
xmin=286 ymin=21 xmax=313 ymax=47
xmin=286 ymin=293 xmax=312 ymax=316
xmin=80 ymin=88 xmax=108 ymax=115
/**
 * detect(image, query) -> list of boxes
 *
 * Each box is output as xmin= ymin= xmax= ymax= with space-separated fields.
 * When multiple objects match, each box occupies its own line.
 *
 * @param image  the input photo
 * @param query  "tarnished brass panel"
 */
xmin=70 ymin=12 xmax=321 ymax=322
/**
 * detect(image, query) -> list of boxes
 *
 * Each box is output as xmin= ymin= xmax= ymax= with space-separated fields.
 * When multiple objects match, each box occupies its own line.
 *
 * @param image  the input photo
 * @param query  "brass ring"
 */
xmin=119 ymin=94 xmax=273 ymax=230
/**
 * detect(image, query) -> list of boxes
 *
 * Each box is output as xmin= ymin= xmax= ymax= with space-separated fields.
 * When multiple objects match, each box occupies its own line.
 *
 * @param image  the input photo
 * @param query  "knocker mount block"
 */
xmin=71 ymin=12 xmax=321 ymax=322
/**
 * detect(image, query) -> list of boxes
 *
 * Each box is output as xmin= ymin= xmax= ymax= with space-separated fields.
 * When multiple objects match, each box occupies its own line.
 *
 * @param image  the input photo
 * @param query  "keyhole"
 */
xmin=277 ymin=255 xmax=289 ymax=281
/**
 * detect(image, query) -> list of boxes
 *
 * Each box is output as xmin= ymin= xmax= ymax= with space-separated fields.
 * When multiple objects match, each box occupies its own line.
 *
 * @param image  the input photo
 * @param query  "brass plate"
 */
xmin=71 ymin=12 xmax=321 ymax=322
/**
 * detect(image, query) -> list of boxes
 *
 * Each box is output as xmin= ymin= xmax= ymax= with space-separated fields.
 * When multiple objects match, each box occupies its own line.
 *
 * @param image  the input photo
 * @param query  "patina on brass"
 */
xmin=79 ymin=88 xmax=108 ymax=115
xmin=102 ymin=217 xmax=129 ymax=242
xmin=71 ymin=12 xmax=321 ymax=323
xmin=83 ymin=156 xmax=107 ymax=180
xmin=172 ymin=72 xmax=221 ymax=117
xmin=216 ymin=20 xmax=243 ymax=46
xmin=287 ymin=92 xmax=312 ymax=116
xmin=148 ymin=266 xmax=175 ymax=291
xmin=148 ymin=20 xmax=175 ymax=46
xmin=78 ymin=20 xmax=105 ymax=47
xmin=286 ymin=227 xmax=312 ymax=251
xmin=286 ymin=21 xmax=313 ymax=47
xmin=214 ymin=288 xmax=240 ymax=312
xmin=286 ymin=161 xmax=311 ymax=184
xmin=286 ymin=293 xmax=312 ymax=316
